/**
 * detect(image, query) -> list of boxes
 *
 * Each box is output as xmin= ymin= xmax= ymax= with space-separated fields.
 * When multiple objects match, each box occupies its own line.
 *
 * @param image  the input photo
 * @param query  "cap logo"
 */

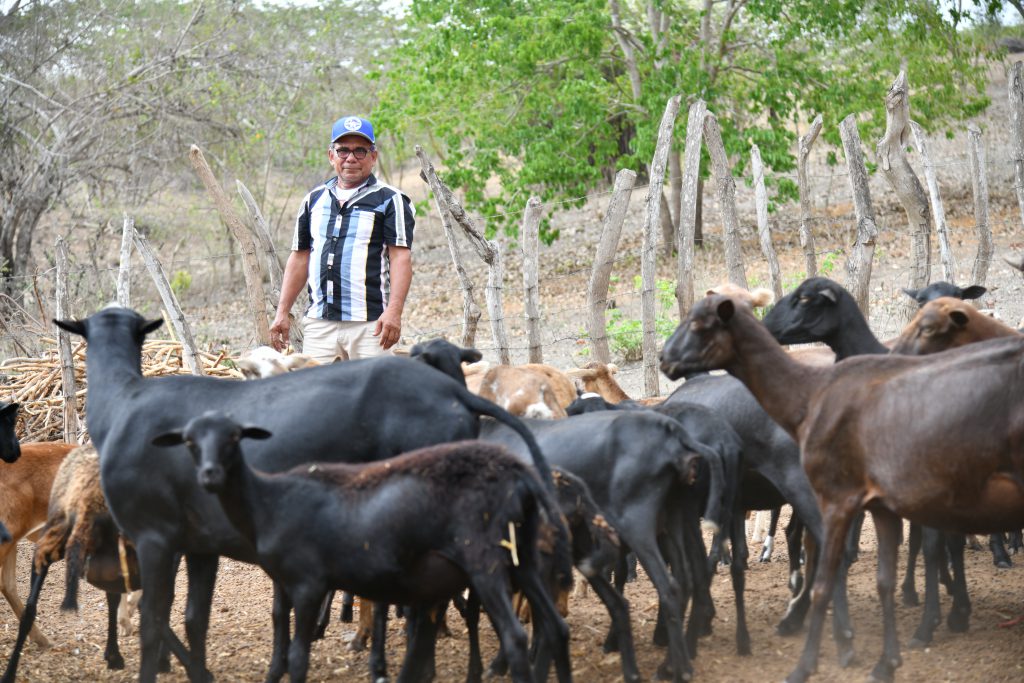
xmin=343 ymin=117 xmax=363 ymax=132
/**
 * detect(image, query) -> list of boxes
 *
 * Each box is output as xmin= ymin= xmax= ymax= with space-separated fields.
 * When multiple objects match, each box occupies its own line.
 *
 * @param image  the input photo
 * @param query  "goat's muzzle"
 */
xmin=198 ymin=466 xmax=226 ymax=492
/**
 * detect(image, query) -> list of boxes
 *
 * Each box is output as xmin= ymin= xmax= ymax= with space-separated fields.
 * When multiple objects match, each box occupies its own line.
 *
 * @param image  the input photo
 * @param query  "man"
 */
xmin=271 ymin=115 xmax=414 ymax=361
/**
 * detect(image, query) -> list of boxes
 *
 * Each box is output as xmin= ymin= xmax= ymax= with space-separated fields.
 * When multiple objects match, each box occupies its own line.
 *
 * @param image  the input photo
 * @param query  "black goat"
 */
xmin=902 ymin=281 xmax=986 ymax=306
xmin=0 ymin=401 xmax=20 ymax=464
xmin=409 ymin=337 xmax=482 ymax=382
xmin=154 ymin=412 xmax=572 ymax=683
xmin=481 ymin=409 xmax=716 ymax=682
xmin=0 ymin=522 xmax=8 ymax=545
xmin=53 ymin=306 xmax=556 ymax=683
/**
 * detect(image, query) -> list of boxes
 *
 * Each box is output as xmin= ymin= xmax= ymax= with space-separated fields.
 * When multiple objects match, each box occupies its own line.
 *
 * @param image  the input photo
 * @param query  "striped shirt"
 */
xmin=292 ymin=173 xmax=415 ymax=321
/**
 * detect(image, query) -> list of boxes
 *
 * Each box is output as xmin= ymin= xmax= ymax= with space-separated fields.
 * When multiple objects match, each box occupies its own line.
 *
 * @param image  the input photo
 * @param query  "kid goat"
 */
xmin=660 ymin=294 xmax=1024 ymax=683
xmin=154 ymin=412 xmax=572 ymax=683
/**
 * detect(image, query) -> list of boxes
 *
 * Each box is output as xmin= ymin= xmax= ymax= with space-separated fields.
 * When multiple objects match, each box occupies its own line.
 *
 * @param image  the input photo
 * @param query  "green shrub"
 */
xmin=605 ymin=276 xmax=678 ymax=361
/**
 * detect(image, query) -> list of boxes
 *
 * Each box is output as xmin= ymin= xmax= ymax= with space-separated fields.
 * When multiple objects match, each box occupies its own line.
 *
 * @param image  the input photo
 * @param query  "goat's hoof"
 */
xmin=901 ymin=590 xmax=919 ymax=607
xmin=158 ymin=658 xmax=171 ymax=674
xmin=836 ymin=644 xmax=856 ymax=668
xmin=948 ymin=609 xmax=971 ymax=633
xmin=995 ymin=559 xmax=1012 ymax=569
xmin=656 ymin=660 xmax=692 ymax=682
xmin=105 ymin=655 xmax=125 ymax=670
xmin=907 ymin=636 xmax=929 ymax=650
xmin=736 ymin=635 xmax=752 ymax=656
xmin=347 ymin=637 xmax=368 ymax=653
xmin=776 ymin=616 xmax=803 ymax=637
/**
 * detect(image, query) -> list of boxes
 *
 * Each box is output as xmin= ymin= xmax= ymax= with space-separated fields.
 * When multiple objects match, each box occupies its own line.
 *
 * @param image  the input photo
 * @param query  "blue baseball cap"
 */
xmin=331 ymin=116 xmax=375 ymax=145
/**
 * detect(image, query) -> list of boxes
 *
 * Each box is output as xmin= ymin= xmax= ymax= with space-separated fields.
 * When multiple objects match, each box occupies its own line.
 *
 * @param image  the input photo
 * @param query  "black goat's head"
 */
xmin=0 ymin=401 xmax=20 ymax=464
xmin=152 ymin=411 xmax=272 ymax=493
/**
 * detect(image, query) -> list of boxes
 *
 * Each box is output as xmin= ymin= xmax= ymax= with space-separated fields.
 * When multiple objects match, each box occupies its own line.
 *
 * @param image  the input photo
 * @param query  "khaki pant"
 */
xmin=300 ymin=318 xmax=391 ymax=363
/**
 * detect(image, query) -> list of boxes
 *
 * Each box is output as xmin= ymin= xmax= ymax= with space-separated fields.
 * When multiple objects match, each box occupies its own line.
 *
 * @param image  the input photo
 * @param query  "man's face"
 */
xmin=329 ymin=133 xmax=377 ymax=189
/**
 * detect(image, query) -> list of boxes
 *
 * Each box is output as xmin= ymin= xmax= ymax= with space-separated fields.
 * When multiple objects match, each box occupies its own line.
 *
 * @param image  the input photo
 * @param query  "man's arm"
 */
xmin=270 ymin=249 xmax=311 ymax=351
xmin=375 ymin=246 xmax=412 ymax=350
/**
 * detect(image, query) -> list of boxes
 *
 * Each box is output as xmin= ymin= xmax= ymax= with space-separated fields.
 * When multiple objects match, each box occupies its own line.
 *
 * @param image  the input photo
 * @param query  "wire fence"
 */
xmin=3 ymin=141 xmax=1024 ymax=398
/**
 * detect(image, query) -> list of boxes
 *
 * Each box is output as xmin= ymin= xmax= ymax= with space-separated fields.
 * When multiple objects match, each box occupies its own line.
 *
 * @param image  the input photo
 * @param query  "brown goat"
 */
xmin=0 ymin=441 xmax=75 ymax=647
xmin=660 ymin=294 xmax=1024 ymax=683
xmin=892 ymin=296 xmax=1020 ymax=355
xmin=477 ymin=365 xmax=572 ymax=419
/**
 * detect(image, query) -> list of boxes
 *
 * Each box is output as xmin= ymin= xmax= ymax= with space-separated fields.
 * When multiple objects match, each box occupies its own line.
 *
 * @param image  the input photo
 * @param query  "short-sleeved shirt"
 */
xmin=292 ymin=173 xmax=415 ymax=321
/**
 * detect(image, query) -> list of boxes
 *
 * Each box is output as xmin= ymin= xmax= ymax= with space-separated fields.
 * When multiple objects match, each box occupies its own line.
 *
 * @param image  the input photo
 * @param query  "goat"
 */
xmin=54 ymin=305 xmax=559 ymax=683
xmin=409 ymin=337 xmax=482 ymax=383
xmin=661 ymin=294 xmax=1024 ymax=683
xmin=901 ymin=281 xmax=986 ymax=306
xmin=2 ymin=445 xmax=179 ymax=681
xmin=565 ymin=362 xmax=633 ymax=404
xmin=154 ymin=413 xmax=572 ymax=683
xmin=0 ymin=523 xmax=8 ymax=545
xmin=0 ymin=402 xmax=19 ymax=463
xmin=476 ymin=364 xmax=576 ymax=419
xmin=763 ymin=277 xmax=978 ymax=648
xmin=892 ymin=295 xmax=1020 ymax=356
xmin=0 ymin=441 xmax=75 ymax=648
xmin=481 ymin=409 xmax=720 ymax=682
xmin=234 ymin=346 xmax=324 ymax=379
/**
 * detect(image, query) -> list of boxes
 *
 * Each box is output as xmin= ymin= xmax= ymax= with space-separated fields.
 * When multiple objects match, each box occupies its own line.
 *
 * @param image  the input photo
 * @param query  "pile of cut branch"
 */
xmin=0 ymin=338 xmax=242 ymax=442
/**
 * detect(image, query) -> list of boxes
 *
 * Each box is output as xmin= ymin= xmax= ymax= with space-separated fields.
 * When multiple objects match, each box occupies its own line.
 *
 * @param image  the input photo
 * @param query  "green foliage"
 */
xmin=605 ymin=277 xmax=678 ymax=362
xmin=170 ymin=270 xmax=193 ymax=297
xmin=782 ymin=249 xmax=842 ymax=293
xmin=377 ymin=0 xmax=994 ymax=239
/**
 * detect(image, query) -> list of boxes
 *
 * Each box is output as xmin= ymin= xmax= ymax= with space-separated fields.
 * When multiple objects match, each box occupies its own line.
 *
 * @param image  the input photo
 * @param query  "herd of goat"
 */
xmin=0 ymin=272 xmax=1023 ymax=683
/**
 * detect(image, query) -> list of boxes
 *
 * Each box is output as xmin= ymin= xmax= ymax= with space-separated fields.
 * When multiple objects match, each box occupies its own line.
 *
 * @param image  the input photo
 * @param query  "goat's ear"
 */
xmin=460 ymin=347 xmax=483 ymax=363
xmin=54 ymin=318 xmax=87 ymax=337
xmin=715 ymin=298 xmax=736 ymax=323
xmin=949 ymin=310 xmax=970 ymax=328
xmin=960 ymin=285 xmax=987 ymax=300
xmin=0 ymin=402 xmax=18 ymax=419
xmin=140 ymin=318 xmax=164 ymax=336
xmin=901 ymin=287 xmax=921 ymax=301
xmin=152 ymin=431 xmax=185 ymax=448
xmin=820 ymin=287 xmax=838 ymax=304
xmin=240 ymin=426 xmax=273 ymax=441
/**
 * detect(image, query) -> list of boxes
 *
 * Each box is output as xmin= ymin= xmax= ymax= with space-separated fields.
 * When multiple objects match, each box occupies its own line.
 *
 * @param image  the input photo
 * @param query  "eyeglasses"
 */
xmin=332 ymin=145 xmax=373 ymax=160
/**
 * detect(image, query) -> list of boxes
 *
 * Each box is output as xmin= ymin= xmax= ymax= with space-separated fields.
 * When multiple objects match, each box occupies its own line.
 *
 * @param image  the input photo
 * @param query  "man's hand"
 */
xmin=269 ymin=313 xmax=291 ymax=352
xmin=374 ymin=309 xmax=402 ymax=350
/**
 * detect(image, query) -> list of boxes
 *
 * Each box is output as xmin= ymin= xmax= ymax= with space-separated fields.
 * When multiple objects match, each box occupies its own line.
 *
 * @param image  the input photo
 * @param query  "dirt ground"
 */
xmin=4 ymin=514 xmax=1024 ymax=682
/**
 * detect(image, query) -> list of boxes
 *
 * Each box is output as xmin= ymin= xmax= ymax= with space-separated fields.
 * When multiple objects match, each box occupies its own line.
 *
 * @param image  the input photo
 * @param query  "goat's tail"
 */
xmin=514 ymin=468 xmax=574 ymax=593
xmin=61 ymin=537 xmax=85 ymax=612
xmin=669 ymin=422 xmax=729 ymax=534
xmin=458 ymin=387 xmax=555 ymax=490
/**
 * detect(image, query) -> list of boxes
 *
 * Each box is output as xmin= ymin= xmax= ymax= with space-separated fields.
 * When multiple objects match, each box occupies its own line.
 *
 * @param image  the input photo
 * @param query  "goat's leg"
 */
xmin=313 ymin=590 xmax=334 ymax=641
xmin=1010 ymin=530 xmax=1023 ymax=554
xmin=908 ymin=526 xmax=944 ymax=649
xmin=0 ymin=548 xmax=49 ymax=647
xmin=513 ymin=569 xmax=571 ymax=683
xmin=137 ymin=541 xmax=180 ymax=683
xmin=286 ymin=588 xmax=324 ymax=683
xmin=785 ymin=498 xmax=860 ymax=683
xmin=677 ymin=506 xmax=713 ymax=650
xmin=728 ymin=512 xmax=752 ymax=656
xmin=602 ymin=547 xmax=631 ymax=653
xmin=626 ymin=522 xmax=691 ymax=682
xmin=368 ymin=601 xmax=389 ymax=683
xmin=869 ymin=508 xmax=903 ymax=683
xmin=989 ymin=533 xmax=1012 ymax=568
xmin=901 ymin=523 xmax=922 ymax=607
xmin=777 ymin=515 xmax=811 ymax=636
xmin=945 ymin=534 xmax=971 ymax=633
xmin=349 ymin=596 xmax=374 ymax=652
xmin=470 ymin=581 xmax=532 ymax=683
xmin=830 ymin=525 xmax=857 ymax=668
xmin=266 ymin=583 xmax=291 ymax=683
xmin=587 ymin=573 xmax=639 ymax=682
xmin=104 ymin=592 xmax=126 ymax=670
xmin=0 ymin=562 xmax=49 ymax=683
xmin=759 ymin=507 xmax=781 ymax=563
xmin=184 ymin=553 xmax=218 ymax=683
xmin=460 ymin=592 xmax=484 ymax=683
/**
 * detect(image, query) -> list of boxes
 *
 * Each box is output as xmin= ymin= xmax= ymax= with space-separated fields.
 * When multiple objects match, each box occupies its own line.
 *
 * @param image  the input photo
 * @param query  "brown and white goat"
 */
xmin=476 ymin=364 xmax=576 ymax=419
xmin=0 ymin=441 xmax=75 ymax=647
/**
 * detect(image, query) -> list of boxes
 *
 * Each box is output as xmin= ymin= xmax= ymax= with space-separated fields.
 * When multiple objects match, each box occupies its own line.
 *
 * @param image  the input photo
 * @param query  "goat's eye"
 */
xmin=920 ymin=326 xmax=934 ymax=337
xmin=798 ymin=296 xmax=811 ymax=305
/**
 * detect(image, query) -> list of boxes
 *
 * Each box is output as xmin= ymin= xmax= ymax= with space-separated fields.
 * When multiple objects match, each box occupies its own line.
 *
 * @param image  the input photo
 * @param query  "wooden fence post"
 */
xmin=676 ymin=99 xmax=707 ymax=319
xmin=703 ymin=111 xmax=748 ymax=288
xmin=188 ymin=145 xmax=271 ymax=345
xmin=587 ymin=169 xmax=637 ymax=363
xmin=751 ymin=145 xmax=783 ymax=301
xmin=641 ymin=94 xmax=681 ymax=397
xmin=910 ymin=121 xmax=956 ymax=282
xmin=797 ymin=114 xmax=823 ymax=279
xmin=521 ymin=196 xmax=544 ymax=364
xmin=133 ymin=230 xmax=204 ymax=376
xmin=876 ymin=71 xmax=930 ymax=323
xmin=968 ymin=125 xmax=993 ymax=287
xmin=1009 ymin=61 xmax=1024 ymax=232
xmin=415 ymin=146 xmax=509 ymax=363
xmin=55 ymin=237 xmax=81 ymax=443
xmin=840 ymin=115 xmax=878 ymax=316
xmin=117 ymin=213 xmax=133 ymax=308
